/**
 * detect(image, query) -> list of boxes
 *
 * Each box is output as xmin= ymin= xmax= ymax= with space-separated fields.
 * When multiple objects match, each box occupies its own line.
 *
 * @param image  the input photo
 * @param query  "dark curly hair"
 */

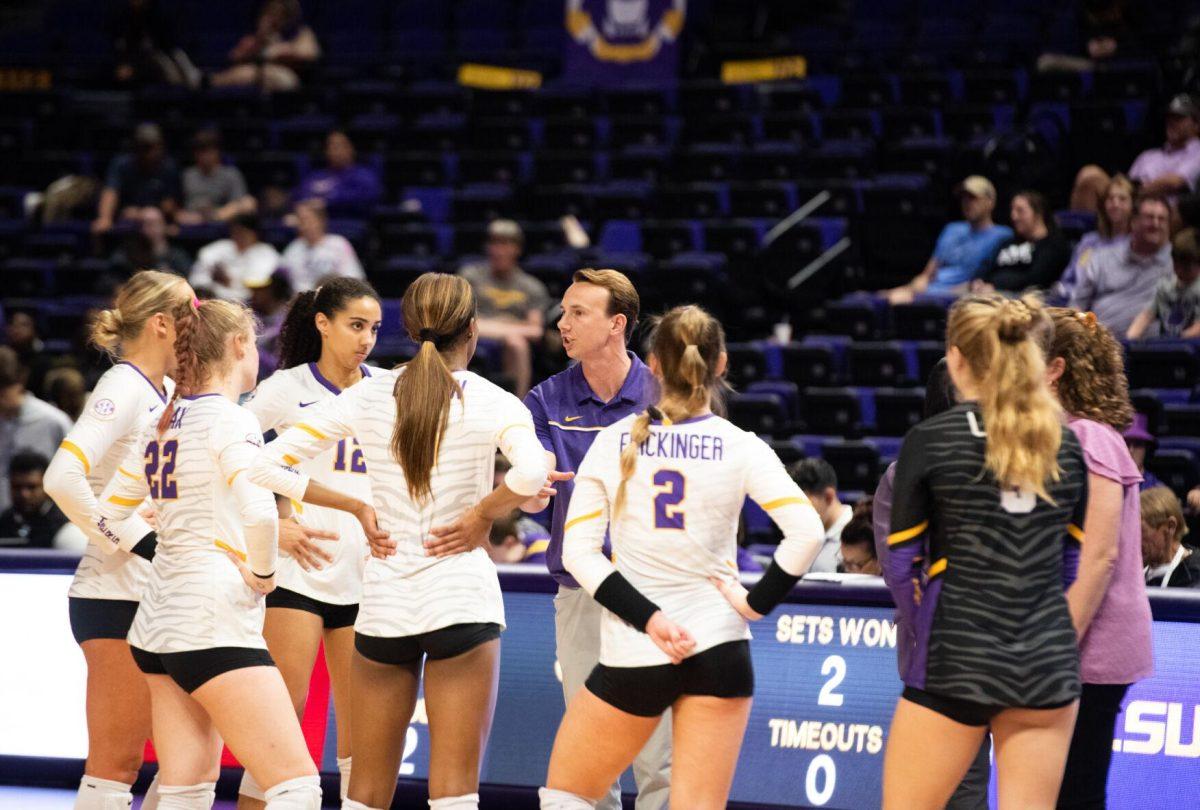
xmin=1047 ymin=308 xmax=1135 ymax=431
xmin=276 ymin=277 xmax=381 ymax=370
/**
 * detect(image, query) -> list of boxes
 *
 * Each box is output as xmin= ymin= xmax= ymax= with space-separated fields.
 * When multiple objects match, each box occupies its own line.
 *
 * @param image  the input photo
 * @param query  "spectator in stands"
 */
xmin=42 ymin=368 xmax=88 ymax=423
xmin=1071 ymin=94 xmax=1200 ymax=212
xmin=1142 ymin=486 xmax=1200 ymax=588
xmin=91 ymin=123 xmax=180 ymax=234
xmin=1045 ymin=307 xmax=1154 ymax=809
xmin=189 ymin=213 xmax=280 ymax=302
xmin=788 ymin=458 xmax=850 ymax=574
xmin=487 ymin=458 xmax=551 ymax=565
xmin=0 ymin=451 xmax=80 ymax=549
xmin=0 ymin=347 xmax=73 ymax=513
xmin=884 ymin=176 xmax=1013 ymax=304
xmin=1122 ymin=414 xmax=1163 ymax=490
xmin=176 ymin=129 xmax=256 ymax=225
xmin=1037 ymin=0 xmax=1144 ymax=74
xmin=1070 ymin=193 xmax=1172 ymax=335
xmin=5 ymin=309 xmax=55 ymax=399
xmin=458 ymin=220 xmax=550 ymax=398
xmin=974 ymin=190 xmax=1072 ymax=294
xmin=1055 ymin=174 xmax=1135 ymax=303
xmin=280 ymin=198 xmax=365 ymax=292
xmin=839 ymin=497 xmax=881 ymax=576
xmin=109 ymin=0 xmax=199 ymax=89
xmin=111 ymin=206 xmax=191 ymax=276
xmin=210 ymin=0 xmax=320 ymax=93
xmin=292 ymin=130 xmax=382 ymax=219
xmin=246 ymin=268 xmax=292 ymax=379
xmin=1127 ymin=227 xmax=1200 ymax=338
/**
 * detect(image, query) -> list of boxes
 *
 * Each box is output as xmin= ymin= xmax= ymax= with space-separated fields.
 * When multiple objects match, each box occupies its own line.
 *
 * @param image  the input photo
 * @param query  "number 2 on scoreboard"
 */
xmin=653 ymin=469 xmax=685 ymax=530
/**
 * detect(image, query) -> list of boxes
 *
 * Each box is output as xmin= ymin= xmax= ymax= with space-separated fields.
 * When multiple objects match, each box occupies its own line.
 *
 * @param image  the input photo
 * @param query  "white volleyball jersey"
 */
xmin=250 ymin=369 xmax=549 ymax=638
xmin=564 ymin=413 xmax=824 ymax=668
xmin=246 ymin=363 xmax=376 ymax=604
xmin=45 ymin=362 xmax=172 ymax=601
xmin=97 ymin=395 xmax=278 ymax=653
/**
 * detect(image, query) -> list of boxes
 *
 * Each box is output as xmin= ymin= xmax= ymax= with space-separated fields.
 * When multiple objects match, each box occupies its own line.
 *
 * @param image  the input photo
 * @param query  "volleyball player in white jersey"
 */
xmin=540 ymin=306 xmax=826 ymax=810
xmin=249 ymin=273 xmax=551 ymax=810
xmin=237 ymin=278 xmax=382 ymax=808
xmin=45 ymin=270 xmax=193 ymax=810
xmin=95 ymin=299 xmax=321 ymax=810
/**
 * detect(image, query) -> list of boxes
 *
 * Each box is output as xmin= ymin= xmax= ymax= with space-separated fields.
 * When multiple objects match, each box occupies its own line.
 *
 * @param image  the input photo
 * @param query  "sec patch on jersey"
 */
xmin=91 ymin=398 xmax=117 ymax=419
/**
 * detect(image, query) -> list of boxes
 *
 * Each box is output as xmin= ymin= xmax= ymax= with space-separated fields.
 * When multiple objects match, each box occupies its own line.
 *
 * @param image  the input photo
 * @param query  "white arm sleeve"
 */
xmin=48 ymin=377 xmax=155 ymax=551
xmin=248 ymin=391 xmax=351 ymax=502
xmin=214 ymin=410 xmax=279 ymax=576
xmin=94 ymin=431 xmax=155 ymax=553
xmin=560 ymin=433 xmax=617 ymax=594
xmin=243 ymin=373 xmax=289 ymax=433
xmin=744 ymin=436 xmax=825 ymax=576
xmin=495 ymin=396 xmax=550 ymax=497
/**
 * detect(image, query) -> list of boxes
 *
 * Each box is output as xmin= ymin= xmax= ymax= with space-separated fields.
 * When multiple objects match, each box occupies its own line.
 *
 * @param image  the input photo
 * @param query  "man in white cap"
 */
xmin=884 ymin=176 xmax=1013 ymax=304
xmin=458 ymin=219 xmax=551 ymax=397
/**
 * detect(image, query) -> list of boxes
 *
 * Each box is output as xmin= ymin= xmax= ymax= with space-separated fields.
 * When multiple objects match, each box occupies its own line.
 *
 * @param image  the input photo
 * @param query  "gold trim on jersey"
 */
xmin=295 ymin=422 xmax=327 ymax=440
xmin=1067 ymin=523 xmax=1084 ymax=543
xmin=107 ymin=494 xmax=143 ymax=507
xmin=565 ymin=509 xmax=603 ymax=531
xmin=59 ymin=440 xmax=90 ymax=474
xmin=214 ymin=539 xmax=246 ymax=561
xmin=116 ymin=466 xmax=141 ymax=480
xmin=226 ymin=469 xmax=245 ymax=486
xmin=928 ymin=558 xmax=948 ymax=578
xmin=888 ymin=520 xmax=928 ymax=546
xmin=760 ymin=496 xmax=808 ymax=511
xmin=497 ymin=422 xmax=534 ymax=444
xmin=549 ymin=420 xmax=604 ymax=432
xmin=282 ymin=453 xmax=300 ymax=466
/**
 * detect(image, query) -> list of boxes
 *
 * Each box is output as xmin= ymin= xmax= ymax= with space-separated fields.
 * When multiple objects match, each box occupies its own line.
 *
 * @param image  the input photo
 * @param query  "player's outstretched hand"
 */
xmin=425 ymin=505 xmax=490 ymax=558
xmin=355 ymin=503 xmax=395 ymax=558
xmin=709 ymin=575 xmax=764 ymax=622
xmin=226 ymin=551 xmax=275 ymax=596
xmin=278 ymin=517 xmax=338 ymax=571
xmin=138 ymin=505 xmax=158 ymax=530
xmin=521 ymin=470 xmax=575 ymax=512
xmin=646 ymin=611 xmax=696 ymax=665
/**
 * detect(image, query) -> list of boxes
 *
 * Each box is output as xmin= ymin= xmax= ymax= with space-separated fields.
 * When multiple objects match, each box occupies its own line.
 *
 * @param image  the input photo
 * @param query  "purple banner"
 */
xmin=563 ymin=0 xmax=686 ymax=86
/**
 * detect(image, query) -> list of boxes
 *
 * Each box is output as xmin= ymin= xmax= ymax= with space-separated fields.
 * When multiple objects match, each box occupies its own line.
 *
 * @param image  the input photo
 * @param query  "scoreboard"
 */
xmin=3 ymin=555 xmax=1200 ymax=809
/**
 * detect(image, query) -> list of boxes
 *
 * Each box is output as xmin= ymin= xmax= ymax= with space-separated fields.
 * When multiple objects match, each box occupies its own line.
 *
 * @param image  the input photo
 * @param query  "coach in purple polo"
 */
xmin=523 ymin=268 xmax=670 ymax=810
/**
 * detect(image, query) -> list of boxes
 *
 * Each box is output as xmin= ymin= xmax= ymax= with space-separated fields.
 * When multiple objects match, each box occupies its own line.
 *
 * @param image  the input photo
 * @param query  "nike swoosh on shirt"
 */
xmin=563 ymin=415 xmax=583 ymax=423
xmin=148 ymin=406 xmax=159 ymax=414
xmin=299 ymin=401 xmax=319 ymax=408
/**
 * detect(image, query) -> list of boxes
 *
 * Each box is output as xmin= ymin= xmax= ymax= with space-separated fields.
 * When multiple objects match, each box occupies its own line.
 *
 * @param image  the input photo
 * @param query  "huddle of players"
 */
xmin=45 ymin=263 xmax=1089 ymax=810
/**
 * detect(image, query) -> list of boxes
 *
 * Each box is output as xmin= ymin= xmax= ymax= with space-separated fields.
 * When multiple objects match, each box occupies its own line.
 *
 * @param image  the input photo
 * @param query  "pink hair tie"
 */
xmin=191 ymin=297 xmax=201 ymax=310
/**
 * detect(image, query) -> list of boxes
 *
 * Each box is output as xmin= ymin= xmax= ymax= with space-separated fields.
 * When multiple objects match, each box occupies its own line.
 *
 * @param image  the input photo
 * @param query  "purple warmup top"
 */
xmin=1066 ymin=417 xmax=1155 ymax=685
xmin=523 ymin=353 xmax=656 ymax=588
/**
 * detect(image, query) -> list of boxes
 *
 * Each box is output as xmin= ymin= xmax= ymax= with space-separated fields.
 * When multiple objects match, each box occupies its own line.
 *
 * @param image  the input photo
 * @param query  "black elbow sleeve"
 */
xmin=130 ymin=532 xmax=157 ymax=562
xmin=592 ymin=572 xmax=661 ymax=632
xmin=746 ymin=560 xmax=800 ymax=616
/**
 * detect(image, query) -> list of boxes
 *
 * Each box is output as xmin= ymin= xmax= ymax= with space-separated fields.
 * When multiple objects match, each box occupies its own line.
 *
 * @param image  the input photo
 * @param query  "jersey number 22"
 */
xmin=144 ymin=440 xmax=179 ymax=499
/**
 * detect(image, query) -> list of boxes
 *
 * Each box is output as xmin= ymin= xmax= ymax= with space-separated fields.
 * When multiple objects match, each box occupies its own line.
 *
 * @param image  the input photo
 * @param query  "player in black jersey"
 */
xmin=882 ymin=295 xmax=1088 ymax=810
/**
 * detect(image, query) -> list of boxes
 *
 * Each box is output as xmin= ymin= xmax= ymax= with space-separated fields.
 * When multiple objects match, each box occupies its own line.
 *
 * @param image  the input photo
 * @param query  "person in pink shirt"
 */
xmin=1045 ymin=308 xmax=1154 ymax=810
xmin=1071 ymin=94 xmax=1200 ymax=212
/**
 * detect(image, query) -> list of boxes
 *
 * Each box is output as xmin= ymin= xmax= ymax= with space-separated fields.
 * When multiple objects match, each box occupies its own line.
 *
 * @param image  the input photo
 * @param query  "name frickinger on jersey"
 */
xmin=618 ymin=431 xmax=725 ymax=461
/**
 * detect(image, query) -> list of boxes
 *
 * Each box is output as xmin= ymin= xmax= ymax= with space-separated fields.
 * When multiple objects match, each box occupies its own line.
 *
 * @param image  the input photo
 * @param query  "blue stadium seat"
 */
xmin=821 ymin=439 xmax=881 ymax=492
xmin=848 ymin=342 xmax=914 ymax=387
xmin=1127 ymin=345 xmax=1198 ymax=390
xmin=800 ymin=387 xmax=861 ymax=436
xmin=781 ymin=343 xmax=838 ymax=387
xmin=725 ymin=343 xmax=769 ymax=388
xmin=1163 ymin=405 xmax=1200 ymax=438
xmin=375 ymin=256 xmax=440 ymax=297
xmin=873 ymin=388 xmax=927 ymax=437
xmin=729 ymin=182 xmax=796 ymax=219
xmin=1147 ymin=449 xmax=1200 ymax=500
xmin=641 ymin=221 xmax=700 ymax=257
xmin=728 ymin=392 xmax=790 ymax=436
xmin=891 ymin=301 xmax=949 ymax=341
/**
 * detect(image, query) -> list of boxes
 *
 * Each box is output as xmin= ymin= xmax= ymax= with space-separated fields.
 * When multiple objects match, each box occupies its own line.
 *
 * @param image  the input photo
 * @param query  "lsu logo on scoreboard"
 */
xmin=1114 ymin=701 xmax=1200 ymax=757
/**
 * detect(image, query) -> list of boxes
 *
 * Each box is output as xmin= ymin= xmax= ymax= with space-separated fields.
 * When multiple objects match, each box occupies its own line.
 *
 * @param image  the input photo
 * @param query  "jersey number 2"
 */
xmin=144 ymin=440 xmax=179 ymax=499
xmin=653 ymin=469 xmax=686 ymax=530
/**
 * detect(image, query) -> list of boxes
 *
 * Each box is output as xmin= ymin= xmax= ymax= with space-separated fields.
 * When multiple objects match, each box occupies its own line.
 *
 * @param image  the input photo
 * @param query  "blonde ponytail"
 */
xmin=948 ymin=294 xmax=1062 ymax=502
xmin=391 ymin=273 xmax=476 ymax=503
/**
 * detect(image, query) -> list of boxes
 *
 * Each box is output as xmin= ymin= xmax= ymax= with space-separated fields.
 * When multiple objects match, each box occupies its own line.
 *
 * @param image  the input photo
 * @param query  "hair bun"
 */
xmin=89 ymin=308 xmax=124 ymax=350
xmin=996 ymin=298 xmax=1035 ymax=344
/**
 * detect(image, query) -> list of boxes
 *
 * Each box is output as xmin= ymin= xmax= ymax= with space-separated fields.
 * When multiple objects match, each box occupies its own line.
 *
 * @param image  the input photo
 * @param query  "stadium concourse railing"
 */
xmin=3 ymin=549 xmax=1200 ymax=809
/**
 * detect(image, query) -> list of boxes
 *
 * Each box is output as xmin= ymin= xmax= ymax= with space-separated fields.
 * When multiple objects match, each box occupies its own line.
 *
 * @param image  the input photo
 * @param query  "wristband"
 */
xmin=131 ymin=532 xmax=158 ymax=562
xmin=252 ymin=570 xmax=274 ymax=580
xmin=593 ymin=572 xmax=660 ymax=632
xmin=746 ymin=559 xmax=801 ymax=616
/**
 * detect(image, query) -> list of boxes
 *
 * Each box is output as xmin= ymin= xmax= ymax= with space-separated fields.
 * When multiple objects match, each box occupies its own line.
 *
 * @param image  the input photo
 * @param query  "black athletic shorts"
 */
xmin=266 ymin=586 xmax=358 ymax=629
xmin=68 ymin=597 xmax=139 ymax=645
xmin=130 ymin=646 xmax=276 ymax=693
xmin=586 ymin=640 xmax=755 ymax=717
xmin=354 ymin=623 xmax=501 ymax=666
xmin=902 ymin=686 xmax=1077 ymax=727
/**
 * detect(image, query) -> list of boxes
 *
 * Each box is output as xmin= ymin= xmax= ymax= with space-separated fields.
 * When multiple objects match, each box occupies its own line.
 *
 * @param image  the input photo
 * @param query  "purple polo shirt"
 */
xmin=523 ymin=352 xmax=656 ymax=588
